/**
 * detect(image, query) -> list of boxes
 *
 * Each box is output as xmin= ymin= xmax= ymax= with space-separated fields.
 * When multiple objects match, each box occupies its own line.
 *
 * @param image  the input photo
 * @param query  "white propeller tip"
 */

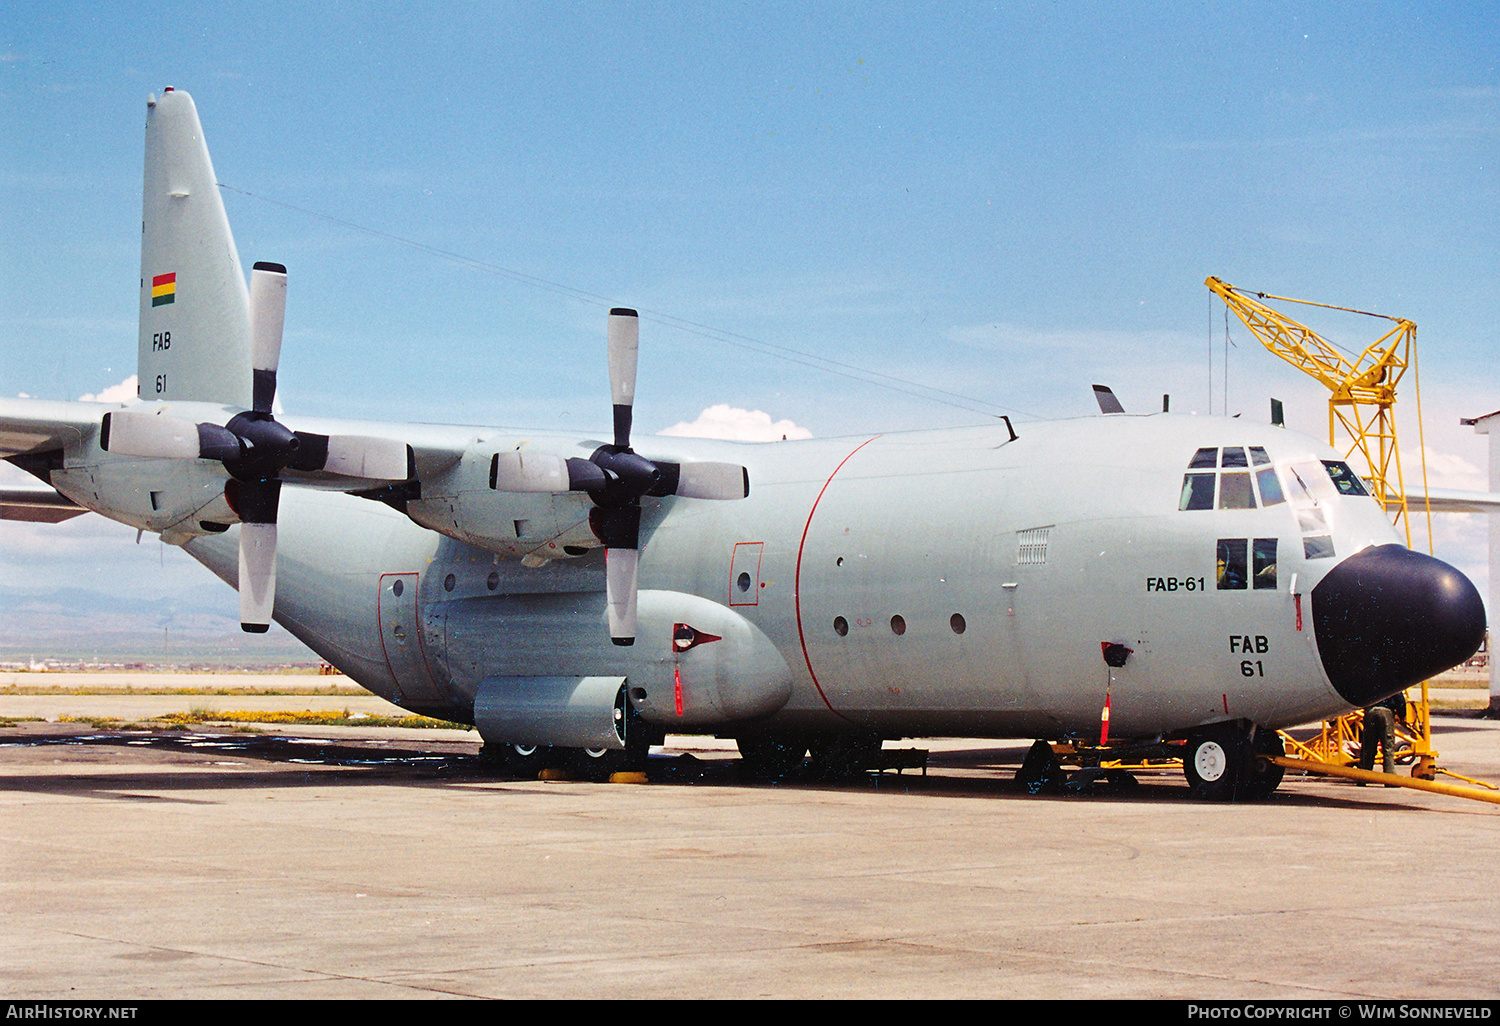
xmin=606 ymin=547 xmax=639 ymax=644
xmin=238 ymin=521 xmax=277 ymax=631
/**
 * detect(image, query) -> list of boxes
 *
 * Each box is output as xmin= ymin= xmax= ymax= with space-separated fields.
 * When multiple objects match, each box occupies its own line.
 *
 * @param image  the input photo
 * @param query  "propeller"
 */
xmin=102 ymin=262 xmax=411 ymax=632
xmin=489 ymin=308 xmax=749 ymax=645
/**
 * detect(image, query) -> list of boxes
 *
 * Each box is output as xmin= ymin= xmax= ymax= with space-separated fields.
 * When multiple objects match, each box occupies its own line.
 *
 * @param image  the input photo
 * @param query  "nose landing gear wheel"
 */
xmin=1183 ymin=730 xmax=1240 ymax=801
xmin=1182 ymin=724 xmax=1283 ymax=801
xmin=1243 ymin=729 xmax=1285 ymax=801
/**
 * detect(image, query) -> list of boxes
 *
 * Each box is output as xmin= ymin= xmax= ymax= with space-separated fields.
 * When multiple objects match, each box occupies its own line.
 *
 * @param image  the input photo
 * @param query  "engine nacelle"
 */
xmin=474 ymin=675 xmax=627 ymax=750
xmin=405 ymin=440 xmax=599 ymax=559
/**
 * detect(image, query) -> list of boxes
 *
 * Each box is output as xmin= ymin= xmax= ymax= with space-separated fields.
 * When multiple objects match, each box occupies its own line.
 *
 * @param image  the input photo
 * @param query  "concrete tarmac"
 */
xmin=2 ymin=675 xmax=1499 ymax=1000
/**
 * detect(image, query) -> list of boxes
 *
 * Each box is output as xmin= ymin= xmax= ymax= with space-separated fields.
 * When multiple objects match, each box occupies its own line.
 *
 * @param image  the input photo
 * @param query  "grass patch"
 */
xmin=149 ymin=709 xmax=469 ymax=730
xmin=57 ymin=714 xmax=127 ymax=728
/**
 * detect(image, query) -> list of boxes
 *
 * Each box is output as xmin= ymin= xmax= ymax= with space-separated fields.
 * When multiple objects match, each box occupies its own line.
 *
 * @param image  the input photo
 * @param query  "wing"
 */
xmin=0 ymin=397 xmax=101 ymax=521
xmin=1407 ymin=488 xmax=1500 ymax=514
xmin=0 ymin=396 xmax=100 ymax=459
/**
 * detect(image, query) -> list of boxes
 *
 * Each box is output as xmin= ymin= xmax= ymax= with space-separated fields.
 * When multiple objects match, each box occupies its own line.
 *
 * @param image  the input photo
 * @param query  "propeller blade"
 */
xmin=250 ymin=262 xmax=287 ymax=414
xmin=607 ymin=308 xmax=639 ymax=449
xmin=102 ymin=409 xmax=215 ymax=459
xmin=238 ymin=521 xmax=277 ymax=632
xmin=490 ymin=450 xmax=570 ymax=492
xmin=605 ymin=546 xmax=639 ymax=646
xmin=287 ymin=433 xmax=411 ymax=481
xmin=565 ymin=457 xmax=608 ymax=492
xmin=654 ymin=460 xmax=750 ymax=500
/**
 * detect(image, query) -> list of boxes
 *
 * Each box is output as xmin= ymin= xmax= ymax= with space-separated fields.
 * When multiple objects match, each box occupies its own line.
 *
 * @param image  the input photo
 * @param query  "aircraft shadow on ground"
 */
xmin=0 ymin=725 xmax=1442 ymax=810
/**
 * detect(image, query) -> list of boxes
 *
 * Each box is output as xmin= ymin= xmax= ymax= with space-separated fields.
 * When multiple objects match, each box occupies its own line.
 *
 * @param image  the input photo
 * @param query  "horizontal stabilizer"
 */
xmin=0 ymin=483 xmax=88 ymax=523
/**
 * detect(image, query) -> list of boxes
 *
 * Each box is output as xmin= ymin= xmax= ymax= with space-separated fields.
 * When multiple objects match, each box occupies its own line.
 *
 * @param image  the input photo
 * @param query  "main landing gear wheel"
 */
xmin=495 ymin=743 xmax=556 ymax=779
xmin=567 ymin=746 xmax=627 ymax=782
xmin=737 ymin=734 xmax=808 ymax=781
xmin=809 ymin=733 xmax=882 ymax=781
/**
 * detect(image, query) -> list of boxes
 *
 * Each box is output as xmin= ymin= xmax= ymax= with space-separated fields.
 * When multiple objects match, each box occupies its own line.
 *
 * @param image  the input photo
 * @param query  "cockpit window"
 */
xmin=1253 ymin=538 xmax=1278 ymax=589
xmin=1255 ymin=467 xmax=1285 ymax=506
xmin=1217 ymin=538 xmax=1247 ymax=589
xmin=1218 ymin=472 xmax=1255 ymax=509
xmin=1180 ymin=446 xmax=1283 ymax=511
xmin=1322 ymin=461 xmax=1369 ymax=497
xmin=1304 ymin=535 xmax=1336 ymax=560
xmin=1180 ymin=473 xmax=1215 ymax=510
xmin=1189 ymin=447 xmax=1218 ymax=469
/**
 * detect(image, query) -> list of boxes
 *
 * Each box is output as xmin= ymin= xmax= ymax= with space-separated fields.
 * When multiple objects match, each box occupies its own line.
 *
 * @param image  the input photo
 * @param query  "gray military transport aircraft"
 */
xmin=1 ymin=89 xmax=1487 ymax=798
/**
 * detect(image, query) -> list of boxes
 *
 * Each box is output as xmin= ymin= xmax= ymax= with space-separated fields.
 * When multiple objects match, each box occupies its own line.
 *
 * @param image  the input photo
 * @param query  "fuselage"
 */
xmin=123 ymin=409 xmax=1471 ymax=744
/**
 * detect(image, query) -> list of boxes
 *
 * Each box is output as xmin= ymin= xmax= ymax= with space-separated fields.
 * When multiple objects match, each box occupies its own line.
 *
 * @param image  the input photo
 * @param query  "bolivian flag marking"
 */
xmin=151 ymin=272 xmax=176 ymax=307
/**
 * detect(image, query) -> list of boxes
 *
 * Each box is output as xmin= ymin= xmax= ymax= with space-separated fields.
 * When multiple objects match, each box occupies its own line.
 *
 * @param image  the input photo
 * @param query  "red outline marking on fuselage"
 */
xmin=794 ymin=435 xmax=881 ymax=712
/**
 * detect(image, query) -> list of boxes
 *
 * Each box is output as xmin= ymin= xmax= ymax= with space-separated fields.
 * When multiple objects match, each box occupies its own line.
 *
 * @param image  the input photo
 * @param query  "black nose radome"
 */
xmin=1311 ymin=544 xmax=1486 ymax=708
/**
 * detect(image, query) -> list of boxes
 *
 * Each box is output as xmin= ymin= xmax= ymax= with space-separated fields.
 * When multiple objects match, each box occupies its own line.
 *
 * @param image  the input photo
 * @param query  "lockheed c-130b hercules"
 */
xmin=0 ymin=89 xmax=1486 ymax=799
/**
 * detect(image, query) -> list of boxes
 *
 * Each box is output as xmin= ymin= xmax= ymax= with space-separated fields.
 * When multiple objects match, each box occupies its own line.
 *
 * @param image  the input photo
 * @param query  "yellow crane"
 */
xmin=1205 ymin=277 xmax=1449 ymax=783
xmin=1204 ymin=276 xmax=1430 ymax=549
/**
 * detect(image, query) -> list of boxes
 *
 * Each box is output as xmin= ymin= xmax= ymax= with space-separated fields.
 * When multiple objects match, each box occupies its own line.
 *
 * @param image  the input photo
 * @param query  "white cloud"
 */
xmin=657 ymin=404 xmax=812 ymax=442
xmin=77 ymin=376 xmax=138 ymax=403
xmin=1415 ymin=446 xmax=1488 ymax=493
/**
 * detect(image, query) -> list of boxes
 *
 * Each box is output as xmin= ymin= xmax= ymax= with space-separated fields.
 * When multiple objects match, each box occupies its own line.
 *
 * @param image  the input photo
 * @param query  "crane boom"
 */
xmin=1205 ymin=276 xmax=1423 ymax=547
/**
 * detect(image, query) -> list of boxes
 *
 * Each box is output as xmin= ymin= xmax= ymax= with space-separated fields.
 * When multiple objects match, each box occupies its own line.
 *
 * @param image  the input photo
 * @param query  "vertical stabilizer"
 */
xmin=139 ymin=88 xmax=252 ymax=408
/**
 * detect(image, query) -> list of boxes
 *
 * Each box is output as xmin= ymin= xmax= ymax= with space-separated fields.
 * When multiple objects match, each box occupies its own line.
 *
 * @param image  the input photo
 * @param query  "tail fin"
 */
xmin=138 ymin=88 xmax=252 ymax=408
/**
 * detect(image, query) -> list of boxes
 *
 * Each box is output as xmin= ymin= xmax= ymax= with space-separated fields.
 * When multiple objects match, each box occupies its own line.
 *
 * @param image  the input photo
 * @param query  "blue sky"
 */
xmin=2 ymin=2 xmax=1498 ymax=656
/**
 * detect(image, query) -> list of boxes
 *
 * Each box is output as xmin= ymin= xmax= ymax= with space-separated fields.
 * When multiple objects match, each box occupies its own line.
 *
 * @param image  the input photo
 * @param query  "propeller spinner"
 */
xmin=101 ymin=262 xmax=412 ymax=632
xmin=490 ymin=308 xmax=750 ymax=645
